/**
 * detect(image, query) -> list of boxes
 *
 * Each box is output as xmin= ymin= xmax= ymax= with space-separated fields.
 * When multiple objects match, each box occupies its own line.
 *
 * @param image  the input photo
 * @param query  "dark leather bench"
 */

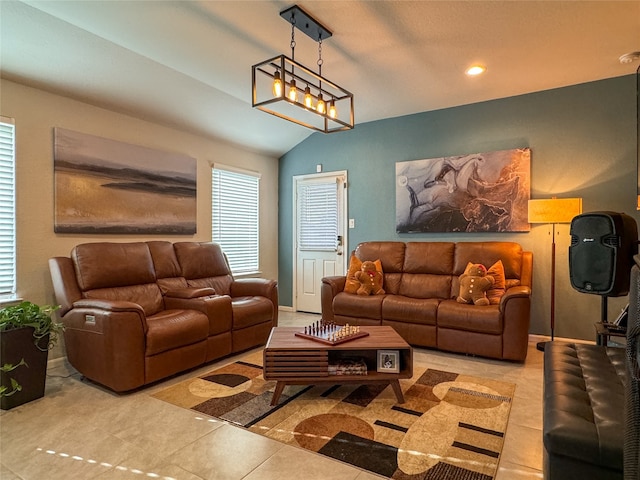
xmin=543 ymin=342 xmax=626 ymax=480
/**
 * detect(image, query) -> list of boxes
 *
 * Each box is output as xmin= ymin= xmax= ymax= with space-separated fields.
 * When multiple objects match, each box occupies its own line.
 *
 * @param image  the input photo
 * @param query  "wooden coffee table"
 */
xmin=263 ymin=325 xmax=413 ymax=405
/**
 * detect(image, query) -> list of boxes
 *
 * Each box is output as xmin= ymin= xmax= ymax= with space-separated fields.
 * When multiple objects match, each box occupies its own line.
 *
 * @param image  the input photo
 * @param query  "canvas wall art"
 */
xmin=54 ymin=128 xmax=197 ymax=234
xmin=396 ymin=148 xmax=531 ymax=233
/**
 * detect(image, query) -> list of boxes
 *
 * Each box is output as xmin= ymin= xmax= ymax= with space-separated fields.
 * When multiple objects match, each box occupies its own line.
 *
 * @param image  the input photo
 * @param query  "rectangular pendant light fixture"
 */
xmin=251 ymin=5 xmax=354 ymax=133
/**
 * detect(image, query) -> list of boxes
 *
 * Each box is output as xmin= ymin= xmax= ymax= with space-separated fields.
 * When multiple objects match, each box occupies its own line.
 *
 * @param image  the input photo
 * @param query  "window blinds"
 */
xmin=0 ymin=118 xmax=16 ymax=296
xmin=298 ymin=181 xmax=338 ymax=251
xmin=212 ymin=165 xmax=260 ymax=275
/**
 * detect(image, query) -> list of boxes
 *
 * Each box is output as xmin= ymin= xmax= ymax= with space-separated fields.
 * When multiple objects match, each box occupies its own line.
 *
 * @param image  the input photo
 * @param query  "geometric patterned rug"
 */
xmin=152 ymin=350 xmax=515 ymax=479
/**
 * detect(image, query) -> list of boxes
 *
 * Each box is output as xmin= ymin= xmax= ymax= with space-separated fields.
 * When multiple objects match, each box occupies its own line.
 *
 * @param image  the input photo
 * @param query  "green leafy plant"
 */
xmin=0 ymin=301 xmax=63 ymax=350
xmin=0 ymin=359 xmax=27 ymax=397
xmin=0 ymin=301 xmax=64 ymax=399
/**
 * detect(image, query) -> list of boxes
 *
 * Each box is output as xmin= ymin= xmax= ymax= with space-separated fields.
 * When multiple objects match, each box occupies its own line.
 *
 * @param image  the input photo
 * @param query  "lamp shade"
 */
xmin=528 ymin=198 xmax=583 ymax=224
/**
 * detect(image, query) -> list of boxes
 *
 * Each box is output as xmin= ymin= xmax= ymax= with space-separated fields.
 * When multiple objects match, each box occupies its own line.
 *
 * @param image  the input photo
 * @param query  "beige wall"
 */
xmin=1 ymin=79 xmax=279 ymax=359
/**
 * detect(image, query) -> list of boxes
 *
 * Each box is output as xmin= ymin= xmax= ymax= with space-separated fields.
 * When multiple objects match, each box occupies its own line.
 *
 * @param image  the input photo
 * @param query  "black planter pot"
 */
xmin=0 ymin=327 xmax=49 ymax=410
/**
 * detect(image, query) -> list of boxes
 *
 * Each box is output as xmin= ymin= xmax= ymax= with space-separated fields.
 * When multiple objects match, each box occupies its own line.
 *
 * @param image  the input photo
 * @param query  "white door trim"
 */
xmin=292 ymin=170 xmax=348 ymax=312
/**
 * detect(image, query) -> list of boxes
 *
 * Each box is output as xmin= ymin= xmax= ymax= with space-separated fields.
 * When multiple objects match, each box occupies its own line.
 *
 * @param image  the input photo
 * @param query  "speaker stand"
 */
xmin=536 ymin=222 xmax=558 ymax=352
xmin=601 ymin=295 xmax=608 ymax=325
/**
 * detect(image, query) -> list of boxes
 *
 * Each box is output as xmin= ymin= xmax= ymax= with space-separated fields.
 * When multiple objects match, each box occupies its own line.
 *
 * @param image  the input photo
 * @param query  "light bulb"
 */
xmin=272 ymin=71 xmax=282 ymax=97
xmin=317 ymin=93 xmax=326 ymax=114
xmin=465 ymin=65 xmax=486 ymax=76
xmin=304 ymin=86 xmax=313 ymax=109
xmin=288 ymin=79 xmax=298 ymax=102
xmin=328 ymin=100 xmax=337 ymax=118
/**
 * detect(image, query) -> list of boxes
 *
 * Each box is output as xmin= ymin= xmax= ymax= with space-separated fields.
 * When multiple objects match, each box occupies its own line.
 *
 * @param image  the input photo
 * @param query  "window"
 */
xmin=0 ymin=117 xmax=15 ymax=298
xmin=212 ymin=164 xmax=260 ymax=275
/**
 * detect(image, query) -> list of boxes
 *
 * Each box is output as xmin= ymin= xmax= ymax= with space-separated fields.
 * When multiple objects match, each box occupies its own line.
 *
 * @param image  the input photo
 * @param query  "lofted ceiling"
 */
xmin=1 ymin=0 xmax=639 ymax=157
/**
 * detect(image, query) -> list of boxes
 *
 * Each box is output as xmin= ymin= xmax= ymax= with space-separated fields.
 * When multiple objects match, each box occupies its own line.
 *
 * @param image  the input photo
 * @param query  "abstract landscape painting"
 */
xmin=396 ymin=148 xmax=531 ymax=233
xmin=54 ymin=128 xmax=196 ymax=234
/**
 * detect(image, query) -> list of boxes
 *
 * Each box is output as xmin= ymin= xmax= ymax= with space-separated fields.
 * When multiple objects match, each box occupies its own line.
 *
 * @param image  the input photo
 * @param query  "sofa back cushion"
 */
xmin=355 ymin=242 xmax=406 ymax=294
xmin=147 ymin=241 xmax=188 ymax=293
xmin=451 ymin=242 xmax=523 ymax=298
xmin=453 ymin=242 xmax=523 ymax=277
xmin=174 ymin=242 xmax=233 ymax=294
xmin=71 ymin=242 xmax=164 ymax=316
xmin=400 ymin=242 xmax=455 ymax=298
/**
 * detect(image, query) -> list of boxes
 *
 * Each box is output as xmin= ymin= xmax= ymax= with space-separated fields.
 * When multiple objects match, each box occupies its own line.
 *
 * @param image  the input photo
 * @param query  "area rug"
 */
xmin=152 ymin=351 xmax=515 ymax=479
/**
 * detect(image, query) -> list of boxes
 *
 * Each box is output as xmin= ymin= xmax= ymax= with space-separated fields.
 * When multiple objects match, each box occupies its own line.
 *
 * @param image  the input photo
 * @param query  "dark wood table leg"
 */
xmin=390 ymin=379 xmax=405 ymax=404
xmin=270 ymin=381 xmax=286 ymax=405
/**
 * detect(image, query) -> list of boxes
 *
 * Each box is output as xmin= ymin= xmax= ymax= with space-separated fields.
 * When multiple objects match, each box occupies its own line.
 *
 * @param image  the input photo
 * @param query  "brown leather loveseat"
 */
xmin=49 ymin=241 xmax=278 ymax=392
xmin=321 ymin=241 xmax=532 ymax=361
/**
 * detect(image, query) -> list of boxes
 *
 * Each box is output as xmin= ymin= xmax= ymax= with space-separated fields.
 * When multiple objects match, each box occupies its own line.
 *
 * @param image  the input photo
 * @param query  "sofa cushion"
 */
xmin=84 ymin=284 xmax=164 ymax=318
xmin=381 ymin=296 xmax=438 ymax=325
xmin=399 ymin=274 xmax=452 ymax=299
xmin=333 ymin=291 xmax=384 ymax=320
xmin=453 ymin=242 xmax=523 ymax=280
xmin=403 ymin=242 xmax=455 ymax=274
xmin=397 ymin=242 xmax=455 ymax=299
xmin=544 ymin=343 xmax=625 ymax=474
xmin=145 ymin=309 xmax=209 ymax=356
xmin=355 ymin=242 xmax=406 ymax=294
xmin=73 ymin=236 xmax=167 ymax=315
xmin=72 ymin=242 xmax=156 ymax=290
xmin=505 ymin=279 xmax=521 ymax=289
xmin=437 ymin=300 xmax=502 ymax=334
xmin=147 ymin=241 xmax=182 ymax=279
xmin=231 ymin=296 xmax=274 ymax=329
xmin=175 ymin=242 xmax=233 ymax=294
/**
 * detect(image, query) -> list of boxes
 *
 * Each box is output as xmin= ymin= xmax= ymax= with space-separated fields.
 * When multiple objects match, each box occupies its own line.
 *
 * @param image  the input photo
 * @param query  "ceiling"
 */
xmin=1 ymin=1 xmax=639 ymax=157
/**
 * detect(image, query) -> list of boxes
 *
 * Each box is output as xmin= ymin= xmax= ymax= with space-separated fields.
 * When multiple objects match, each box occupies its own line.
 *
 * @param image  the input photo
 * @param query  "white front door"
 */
xmin=294 ymin=171 xmax=348 ymax=313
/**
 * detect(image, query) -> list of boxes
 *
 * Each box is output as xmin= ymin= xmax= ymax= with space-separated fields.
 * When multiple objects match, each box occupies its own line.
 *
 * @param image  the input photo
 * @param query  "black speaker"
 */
xmin=569 ymin=211 xmax=638 ymax=296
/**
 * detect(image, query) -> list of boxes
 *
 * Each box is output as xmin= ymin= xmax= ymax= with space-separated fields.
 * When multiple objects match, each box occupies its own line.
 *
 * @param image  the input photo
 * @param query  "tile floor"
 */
xmin=0 ymin=311 xmax=545 ymax=480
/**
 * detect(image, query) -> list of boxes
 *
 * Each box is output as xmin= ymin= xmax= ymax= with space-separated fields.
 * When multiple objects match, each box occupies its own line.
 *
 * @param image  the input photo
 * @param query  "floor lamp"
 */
xmin=528 ymin=197 xmax=583 ymax=352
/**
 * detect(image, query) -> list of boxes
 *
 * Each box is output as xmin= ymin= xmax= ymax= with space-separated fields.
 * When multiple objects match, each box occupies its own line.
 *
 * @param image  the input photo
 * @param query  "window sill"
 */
xmin=0 ymin=296 xmax=23 ymax=307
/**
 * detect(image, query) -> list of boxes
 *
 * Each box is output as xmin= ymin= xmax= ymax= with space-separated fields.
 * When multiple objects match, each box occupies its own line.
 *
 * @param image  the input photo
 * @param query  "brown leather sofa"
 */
xmin=49 ymin=241 xmax=278 ymax=392
xmin=321 ymin=241 xmax=532 ymax=361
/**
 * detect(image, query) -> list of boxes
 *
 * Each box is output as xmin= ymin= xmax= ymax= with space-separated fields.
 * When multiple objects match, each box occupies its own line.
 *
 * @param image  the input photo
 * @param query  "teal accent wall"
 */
xmin=279 ymin=75 xmax=638 ymax=341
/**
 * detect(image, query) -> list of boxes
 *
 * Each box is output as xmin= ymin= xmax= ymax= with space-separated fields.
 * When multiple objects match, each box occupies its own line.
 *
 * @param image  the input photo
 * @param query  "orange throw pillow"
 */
xmin=486 ymin=260 xmax=506 ymax=305
xmin=463 ymin=261 xmax=505 ymax=305
xmin=344 ymin=255 xmax=383 ymax=293
xmin=344 ymin=254 xmax=363 ymax=293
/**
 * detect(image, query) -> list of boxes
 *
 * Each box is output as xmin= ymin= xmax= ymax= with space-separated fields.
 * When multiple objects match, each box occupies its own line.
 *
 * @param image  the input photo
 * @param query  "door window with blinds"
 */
xmin=0 ymin=117 xmax=16 ymax=298
xmin=298 ymin=180 xmax=339 ymax=251
xmin=211 ymin=165 xmax=260 ymax=275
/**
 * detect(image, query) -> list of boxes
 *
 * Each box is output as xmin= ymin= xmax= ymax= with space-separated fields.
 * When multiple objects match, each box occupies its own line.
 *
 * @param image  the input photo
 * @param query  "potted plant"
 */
xmin=0 ymin=301 xmax=63 ymax=410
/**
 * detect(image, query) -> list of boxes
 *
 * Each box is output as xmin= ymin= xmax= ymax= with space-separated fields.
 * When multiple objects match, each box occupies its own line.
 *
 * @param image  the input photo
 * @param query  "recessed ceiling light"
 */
xmin=466 ymin=65 xmax=487 ymax=76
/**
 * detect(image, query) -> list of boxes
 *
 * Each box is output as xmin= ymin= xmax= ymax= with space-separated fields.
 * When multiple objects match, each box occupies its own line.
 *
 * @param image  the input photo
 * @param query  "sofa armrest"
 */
xmin=165 ymin=287 xmax=216 ymax=299
xmin=230 ymin=278 xmax=277 ymax=299
xmin=230 ymin=278 xmax=278 ymax=326
xmin=498 ymin=285 xmax=531 ymax=310
xmin=49 ymin=257 xmax=82 ymax=316
xmin=61 ymin=299 xmax=148 ymax=392
xmin=499 ymin=286 xmax=532 ymax=361
xmin=520 ymin=251 xmax=533 ymax=288
xmin=321 ymin=276 xmax=347 ymax=322
xmin=73 ymin=298 xmax=146 ymax=314
xmin=69 ymin=298 xmax=149 ymax=335
xmin=322 ymin=276 xmax=347 ymax=292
